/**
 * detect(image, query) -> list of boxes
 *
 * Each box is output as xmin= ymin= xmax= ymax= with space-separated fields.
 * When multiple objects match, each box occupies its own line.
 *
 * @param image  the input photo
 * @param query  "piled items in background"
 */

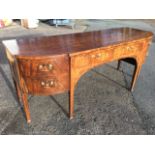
xmin=41 ymin=19 xmax=75 ymax=29
xmin=0 ymin=19 xmax=12 ymax=28
xmin=21 ymin=19 xmax=39 ymax=29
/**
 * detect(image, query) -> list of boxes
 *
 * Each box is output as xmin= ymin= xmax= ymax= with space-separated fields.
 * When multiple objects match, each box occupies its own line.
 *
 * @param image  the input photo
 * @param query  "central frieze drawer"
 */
xmin=72 ymin=48 xmax=112 ymax=69
xmin=90 ymin=49 xmax=113 ymax=67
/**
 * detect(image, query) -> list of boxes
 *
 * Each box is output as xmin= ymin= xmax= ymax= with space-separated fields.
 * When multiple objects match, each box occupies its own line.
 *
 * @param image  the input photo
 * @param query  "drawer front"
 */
xmin=18 ymin=54 xmax=69 ymax=78
xmin=25 ymin=74 xmax=69 ymax=95
xmin=70 ymin=41 xmax=144 ymax=83
xmin=91 ymin=42 xmax=143 ymax=67
xmin=18 ymin=54 xmax=69 ymax=95
xmin=113 ymin=42 xmax=143 ymax=59
xmin=31 ymin=55 xmax=69 ymax=77
xmin=72 ymin=53 xmax=92 ymax=68
xmin=90 ymin=49 xmax=113 ymax=67
xmin=71 ymin=48 xmax=112 ymax=69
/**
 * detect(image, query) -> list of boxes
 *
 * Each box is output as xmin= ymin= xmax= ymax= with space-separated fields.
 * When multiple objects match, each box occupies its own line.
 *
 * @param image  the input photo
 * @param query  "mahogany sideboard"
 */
xmin=2 ymin=27 xmax=153 ymax=123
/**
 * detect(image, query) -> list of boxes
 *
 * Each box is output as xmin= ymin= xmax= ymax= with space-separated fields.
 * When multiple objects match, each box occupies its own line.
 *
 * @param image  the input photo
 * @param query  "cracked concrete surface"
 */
xmin=0 ymin=19 xmax=155 ymax=134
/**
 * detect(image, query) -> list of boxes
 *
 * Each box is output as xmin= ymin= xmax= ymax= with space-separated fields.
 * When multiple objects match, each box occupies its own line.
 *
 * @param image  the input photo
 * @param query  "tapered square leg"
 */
xmin=21 ymin=93 xmax=31 ymax=123
xmin=13 ymin=80 xmax=22 ymax=103
xmin=130 ymin=64 xmax=142 ymax=92
xmin=69 ymin=89 xmax=74 ymax=119
xmin=117 ymin=60 xmax=121 ymax=70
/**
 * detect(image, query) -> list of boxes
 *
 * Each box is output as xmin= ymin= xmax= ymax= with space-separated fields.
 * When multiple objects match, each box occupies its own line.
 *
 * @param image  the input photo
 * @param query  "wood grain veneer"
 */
xmin=2 ymin=27 xmax=153 ymax=123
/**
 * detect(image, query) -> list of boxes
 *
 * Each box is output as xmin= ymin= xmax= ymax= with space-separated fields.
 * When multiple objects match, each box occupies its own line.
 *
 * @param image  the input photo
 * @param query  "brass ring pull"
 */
xmin=38 ymin=64 xmax=53 ymax=71
xmin=91 ymin=53 xmax=102 ymax=58
xmin=47 ymin=64 xmax=53 ymax=70
xmin=127 ymin=46 xmax=134 ymax=51
xmin=41 ymin=81 xmax=45 ymax=86
xmin=49 ymin=80 xmax=54 ymax=86
xmin=91 ymin=55 xmax=96 ymax=58
xmin=96 ymin=53 xmax=101 ymax=58
xmin=39 ymin=64 xmax=43 ymax=70
xmin=41 ymin=80 xmax=55 ymax=87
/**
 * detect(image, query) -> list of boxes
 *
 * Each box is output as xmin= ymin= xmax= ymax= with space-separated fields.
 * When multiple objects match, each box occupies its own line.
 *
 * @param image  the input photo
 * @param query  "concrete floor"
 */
xmin=0 ymin=19 xmax=155 ymax=134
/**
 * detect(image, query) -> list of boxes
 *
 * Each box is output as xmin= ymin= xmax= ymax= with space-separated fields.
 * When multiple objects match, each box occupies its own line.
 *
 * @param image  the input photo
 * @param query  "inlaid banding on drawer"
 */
xmin=113 ymin=42 xmax=143 ymax=58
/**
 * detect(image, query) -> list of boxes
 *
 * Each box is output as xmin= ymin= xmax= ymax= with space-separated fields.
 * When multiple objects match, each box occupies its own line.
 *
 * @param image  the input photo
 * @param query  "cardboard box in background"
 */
xmin=21 ymin=19 xmax=39 ymax=28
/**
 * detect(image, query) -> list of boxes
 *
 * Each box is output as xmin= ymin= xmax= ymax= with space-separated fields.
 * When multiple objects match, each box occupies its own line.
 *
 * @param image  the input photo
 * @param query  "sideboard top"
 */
xmin=2 ymin=27 xmax=153 ymax=57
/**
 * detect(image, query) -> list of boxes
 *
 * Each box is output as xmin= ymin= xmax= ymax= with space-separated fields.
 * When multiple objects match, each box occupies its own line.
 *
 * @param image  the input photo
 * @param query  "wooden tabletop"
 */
xmin=2 ymin=27 xmax=153 ymax=57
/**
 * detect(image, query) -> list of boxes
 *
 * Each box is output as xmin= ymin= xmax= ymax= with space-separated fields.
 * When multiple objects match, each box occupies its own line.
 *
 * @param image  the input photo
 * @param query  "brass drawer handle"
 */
xmin=39 ymin=64 xmax=43 ymax=70
xmin=41 ymin=81 xmax=45 ymax=86
xmin=40 ymin=80 xmax=55 ymax=87
xmin=126 ymin=46 xmax=134 ymax=51
xmin=91 ymin=53 xmax=102 ymax=58
xmin=91 ymin=54 xmax=96 ymax=58
xmin=38 ymin=64 xmax=53 ymax=71
xmin=48 ymin=64 xmax=53 ymax=70
xmin=49 ymin=80 xmax=54 ymax=86
xmin=96 ymin=53 xmax=102 ymax=58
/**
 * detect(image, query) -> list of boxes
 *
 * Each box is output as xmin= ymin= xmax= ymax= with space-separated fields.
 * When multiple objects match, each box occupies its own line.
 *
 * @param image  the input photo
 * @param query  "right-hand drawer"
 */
xmin=113 ymin=42 xmax=144 ymax=59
